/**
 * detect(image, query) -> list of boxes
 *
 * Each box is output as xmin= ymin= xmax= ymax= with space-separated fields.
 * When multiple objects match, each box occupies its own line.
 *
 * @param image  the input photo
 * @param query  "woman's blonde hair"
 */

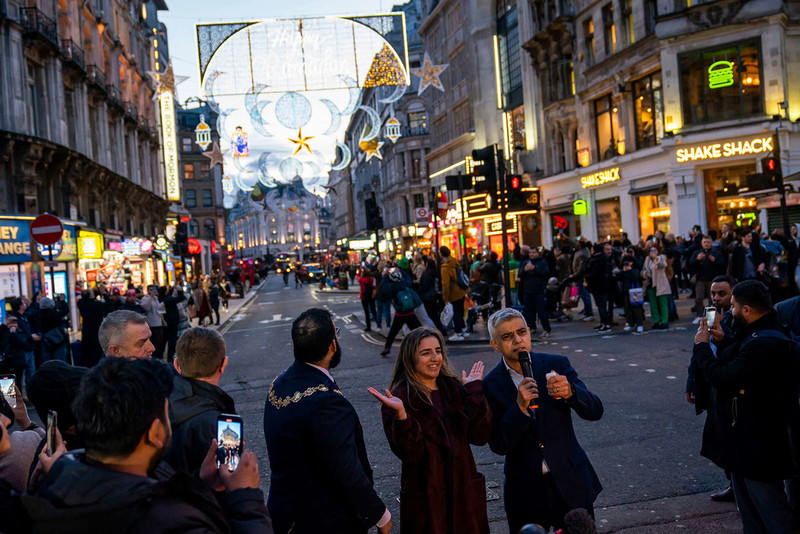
xmin=389 ymin=327 xmax=457 ymax=406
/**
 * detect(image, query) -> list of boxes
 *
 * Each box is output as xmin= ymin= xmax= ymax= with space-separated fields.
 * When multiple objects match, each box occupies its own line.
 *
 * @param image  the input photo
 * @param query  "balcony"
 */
xmin=123 ymin=101 xmax=138 ymax=123
xmin=19 ymin=7 xmax=59 ymax=48
xmin=86 ymin=65 xmax=107 ymax=93
xmin=106 ymin=85 xmax=123 ymax=110
xmin=401 ymin=126 xmax=429 ymax=138
xmin=61 ymin=39 xmax=86 ymax=72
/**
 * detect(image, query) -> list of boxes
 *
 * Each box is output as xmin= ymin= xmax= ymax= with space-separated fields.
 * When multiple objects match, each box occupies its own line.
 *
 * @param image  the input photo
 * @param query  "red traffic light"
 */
xmin=510 ymin=176 xmax=521 ymax=189
xmin=767 ymin=158 xmax=776 ymax=171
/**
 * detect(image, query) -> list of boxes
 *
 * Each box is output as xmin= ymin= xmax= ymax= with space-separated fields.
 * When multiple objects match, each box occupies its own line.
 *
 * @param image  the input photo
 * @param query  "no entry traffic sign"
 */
xmin=30 ymin=214 xmax=63 ymax=246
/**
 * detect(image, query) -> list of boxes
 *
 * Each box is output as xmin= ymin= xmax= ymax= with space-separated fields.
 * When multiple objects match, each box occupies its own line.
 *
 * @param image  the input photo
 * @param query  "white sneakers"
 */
xmin=623 ymin=325 xmax=632 ymax=332
xmin=636 ymin=325 xmax=644 ymax=333
xmin=448 ymin=333 xmax=464 ymax=341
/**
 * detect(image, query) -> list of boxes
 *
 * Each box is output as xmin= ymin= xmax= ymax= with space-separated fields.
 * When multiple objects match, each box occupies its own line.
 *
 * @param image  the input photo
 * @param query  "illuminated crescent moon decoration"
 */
xmin=378 ymin=84 xmax=407 ymax=104
xmin=339 ymin=75 xmax=360 ymax=116
xmin=203 ymin=70 xmax=224 ymax=112
xmin=234 ymin=173 xmax=255 ymax=192
xmin=216 ymin=108 xmax=236 ymax=143
xmin=357 ymin=105 xmax=381 ymax=142
xmin=245 ymin=84 xmax=273 ymax=137
xmin=330 ymin=142 xmax=352 ymax=171
xmin=321 ymin=99 xmax=342 ymax=136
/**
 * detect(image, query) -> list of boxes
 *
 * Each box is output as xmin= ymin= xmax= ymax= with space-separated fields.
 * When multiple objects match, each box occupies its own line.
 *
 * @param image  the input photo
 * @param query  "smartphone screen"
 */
xmin=0 ymin=376 xmax=15 ymax=409
xmin=705 ymin=307 xmax=717 ymax=329
xmin=46 ymin=410 xmax=57 ymax=455
xmin=217 ymin=414 xmax=243 ymax=472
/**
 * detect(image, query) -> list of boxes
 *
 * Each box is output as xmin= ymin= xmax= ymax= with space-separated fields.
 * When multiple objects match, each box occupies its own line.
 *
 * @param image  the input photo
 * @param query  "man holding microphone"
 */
xmin=483 ymin=308 xmax=604 ymax=532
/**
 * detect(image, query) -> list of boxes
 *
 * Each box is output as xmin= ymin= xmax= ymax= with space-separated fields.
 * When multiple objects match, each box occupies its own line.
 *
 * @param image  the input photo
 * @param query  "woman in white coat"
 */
xmin=642 ymin=245 xmax=671 ymax=329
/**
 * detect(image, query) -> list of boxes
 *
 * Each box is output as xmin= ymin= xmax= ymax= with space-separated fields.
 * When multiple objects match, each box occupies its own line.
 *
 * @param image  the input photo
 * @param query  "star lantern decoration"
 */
xmin=288 ymin=127 xmax=315 ymax=155
xmin=202 ymin=141 xmax=227 ymax=168
xmin=359 ymin=137 xmax=384 ymax=161
xmin=384 ymin=116 xmax=401 ymax=143
xmin=412 ymin=53 xmax=448 ymax=95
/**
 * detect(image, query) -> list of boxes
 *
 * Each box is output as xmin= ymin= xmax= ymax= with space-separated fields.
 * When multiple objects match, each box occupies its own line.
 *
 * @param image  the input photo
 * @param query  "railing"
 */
xmin=123 ymin=101 xmax=138 ymax=121
xmin=19 ymin=7 xmax=59 ymax=47
xmin=61 ymin=39 xmax=86 ymax=71
xmin=401 ymin=126 xmax=429 ymax=138
xmin=106 ymin=84 xmax=123 ymax=108
xmin=86 ymin=65 xmax=107 ymax=90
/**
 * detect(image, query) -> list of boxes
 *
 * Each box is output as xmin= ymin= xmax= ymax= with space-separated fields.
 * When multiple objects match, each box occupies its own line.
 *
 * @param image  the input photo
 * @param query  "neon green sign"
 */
xmin=708 ymin=60 xmax=734 ymax=89
xmin=573 ymin=200 xmax=588 ymax=215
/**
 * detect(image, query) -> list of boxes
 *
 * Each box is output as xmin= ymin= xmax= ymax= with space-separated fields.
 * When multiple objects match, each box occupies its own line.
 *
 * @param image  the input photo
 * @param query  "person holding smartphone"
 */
xmin=642 ymin=245 xmax=671 ymax=330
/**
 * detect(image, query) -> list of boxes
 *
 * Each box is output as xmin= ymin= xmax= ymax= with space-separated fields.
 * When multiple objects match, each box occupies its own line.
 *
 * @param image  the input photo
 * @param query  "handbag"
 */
xmin=440 ymin=302 xmax=454 ymax=326
xmin=44 ymin=327 xmax=67 ymax=349
xmin=629 ymin=284 xmax=644 ymax=306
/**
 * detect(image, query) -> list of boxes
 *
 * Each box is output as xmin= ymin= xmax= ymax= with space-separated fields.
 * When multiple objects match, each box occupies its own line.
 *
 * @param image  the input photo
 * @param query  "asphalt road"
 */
xmin=217 ymin=276 xmax=742 ymax=533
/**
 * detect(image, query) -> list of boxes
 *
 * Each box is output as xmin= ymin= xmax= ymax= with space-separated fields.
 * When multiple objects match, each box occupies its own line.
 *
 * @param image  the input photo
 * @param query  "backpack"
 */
xmin=395 ymin=288 xmax=416 ymax=313
xmin=454 ymin=266 xmax=470 ymax=290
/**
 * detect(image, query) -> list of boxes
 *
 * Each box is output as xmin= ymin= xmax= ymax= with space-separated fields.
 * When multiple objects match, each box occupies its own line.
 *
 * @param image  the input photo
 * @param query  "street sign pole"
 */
xmin=458 ymin=173 xmax=468 ymax=260
xmin=497 ymin=147 xmax=512 ymax=308
xmin=48 ymin=245 xmax=56 ymax=298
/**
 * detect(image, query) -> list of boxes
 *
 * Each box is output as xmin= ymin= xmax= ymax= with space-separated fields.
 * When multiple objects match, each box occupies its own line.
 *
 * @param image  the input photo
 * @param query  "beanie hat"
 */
xmin=28 ymin=360 xmax=89 ymax=434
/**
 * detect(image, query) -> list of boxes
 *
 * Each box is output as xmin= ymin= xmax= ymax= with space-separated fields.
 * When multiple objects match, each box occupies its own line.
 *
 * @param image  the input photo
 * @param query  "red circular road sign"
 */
xmin=437 ymin=192 xmax=448 ymax=219
xmin=30 ymin=214 xmax=63 ymax=246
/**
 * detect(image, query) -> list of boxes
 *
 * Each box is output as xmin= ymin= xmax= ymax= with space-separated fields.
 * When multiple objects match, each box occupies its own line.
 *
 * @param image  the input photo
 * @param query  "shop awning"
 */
xmin=628 ymin=184 xmax=668 ymax=196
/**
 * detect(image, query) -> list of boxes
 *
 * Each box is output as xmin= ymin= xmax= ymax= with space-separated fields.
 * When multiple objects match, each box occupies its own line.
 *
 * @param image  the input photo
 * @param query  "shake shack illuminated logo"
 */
xmin=708 ymin=61 xmax=735 ymax=89
xmin=676 ymin=137 xmax=772 ymax=163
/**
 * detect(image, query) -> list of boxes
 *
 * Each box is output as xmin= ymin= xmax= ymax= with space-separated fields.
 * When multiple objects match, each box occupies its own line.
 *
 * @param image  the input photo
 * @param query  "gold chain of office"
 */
xmin=268 ymin=379 xmax=343 ymax=409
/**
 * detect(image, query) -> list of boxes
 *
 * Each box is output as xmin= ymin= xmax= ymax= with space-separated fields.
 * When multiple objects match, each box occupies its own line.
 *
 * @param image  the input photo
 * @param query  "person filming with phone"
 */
xmin=693 ymin=279 xmax=800 ymax=533
xmin=482 ymin=308 xmax=603 ymax=532
xmin=21 ymin=357 xmax=272 ymax=533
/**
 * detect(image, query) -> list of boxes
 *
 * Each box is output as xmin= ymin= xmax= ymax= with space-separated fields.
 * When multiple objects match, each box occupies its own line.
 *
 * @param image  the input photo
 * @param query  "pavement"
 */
xmin=214 ymin=278 xmax=743 ymax=533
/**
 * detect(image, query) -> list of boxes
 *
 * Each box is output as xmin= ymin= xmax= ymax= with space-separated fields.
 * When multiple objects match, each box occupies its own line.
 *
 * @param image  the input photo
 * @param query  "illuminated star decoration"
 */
xmin=359 ymin=137 xmax=384 ymax=161
xmin=147 ymin=62 xmax=189 ymax=100
xmin=288 ymin=127 xmax=315 ymax=155
xmin=412 ymin=52 xmax=448 ymax=95
xmin=202 ymin=141 xmax=227 ymax=168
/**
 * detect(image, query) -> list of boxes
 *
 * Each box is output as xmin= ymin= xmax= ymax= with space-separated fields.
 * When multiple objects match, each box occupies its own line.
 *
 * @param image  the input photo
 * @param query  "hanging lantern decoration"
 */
xmin=384 ymin=116 xmax=401 ymax=143
xmin=222 ymin=175 xmax=234 ymax=194
xmin=195 ymin=114 xmax=212 ymax=150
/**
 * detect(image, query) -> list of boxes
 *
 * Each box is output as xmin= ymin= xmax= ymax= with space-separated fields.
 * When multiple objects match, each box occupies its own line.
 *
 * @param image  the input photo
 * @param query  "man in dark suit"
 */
xmin=483 ymin=307 xmax=603 ymax=532
xmin=263 ymin=308 xmax=391 ymax=534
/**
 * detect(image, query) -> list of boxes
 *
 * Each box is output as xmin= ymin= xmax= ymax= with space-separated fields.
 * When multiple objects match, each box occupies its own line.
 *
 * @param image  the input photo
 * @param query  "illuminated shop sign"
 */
xmin=573 ymin=200 xmax=588 ymax=215
xmin=581 ymin=167 xmax=620 ymax=188
xmin=160 ymin=91 xmax=180 ymax=202
xmin=78 ymin=231 xmax=104 ymax=260
xmin=485 ymin=215 xmax=518 ymax=236
xmin=349 ymin=239 xmax=375 ymax=250
xmin=0 ymin=221 xmax=31 ymax=263
xmin=676 ymin=137 xmax=772 ymax=163
xmin=708 ymin=61 xmax=734 ymax=89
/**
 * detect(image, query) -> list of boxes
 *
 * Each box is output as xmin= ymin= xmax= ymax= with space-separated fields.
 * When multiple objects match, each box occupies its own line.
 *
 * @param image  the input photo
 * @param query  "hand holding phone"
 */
xmin=0 ymin=375 xmax=16 ymax=408
xmin=704 ymin=307 xmax=717 ymax=331
xmin=47 ymin=410 xmax=58 ymax=455
xmin=216 ymin=414 xmax=243 ymax=473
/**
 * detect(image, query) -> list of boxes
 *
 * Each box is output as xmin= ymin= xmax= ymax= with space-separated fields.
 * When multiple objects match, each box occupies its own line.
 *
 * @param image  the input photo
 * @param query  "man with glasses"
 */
xmin=483 ymin=308 xmax=604 ymax=532
xmin=263 ymin=308 xmax=391 ymax=534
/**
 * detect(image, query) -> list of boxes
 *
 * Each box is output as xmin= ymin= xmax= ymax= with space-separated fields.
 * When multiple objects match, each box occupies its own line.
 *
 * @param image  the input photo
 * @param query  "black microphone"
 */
xmin=518 ymin=351 xmax=538 ymax=409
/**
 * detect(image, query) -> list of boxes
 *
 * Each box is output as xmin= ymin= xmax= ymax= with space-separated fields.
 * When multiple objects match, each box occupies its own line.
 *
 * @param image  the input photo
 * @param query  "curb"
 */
xmin=214 ymin=280 xmax=268 ymax=330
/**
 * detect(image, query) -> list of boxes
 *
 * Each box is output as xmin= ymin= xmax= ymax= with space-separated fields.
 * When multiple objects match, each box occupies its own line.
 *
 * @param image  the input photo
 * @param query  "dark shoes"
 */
xmin=381 ymin=349 xmax=390 ymax=357
xmin=710 ymin=486 xmax=735 ymax=502
xmin=364 ymin=328 xmax=372 ymax=332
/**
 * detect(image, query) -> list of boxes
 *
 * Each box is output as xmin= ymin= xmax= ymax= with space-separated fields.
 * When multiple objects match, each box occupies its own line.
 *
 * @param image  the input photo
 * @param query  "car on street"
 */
xmin=301 ymin=263 xmax=324 ymax=283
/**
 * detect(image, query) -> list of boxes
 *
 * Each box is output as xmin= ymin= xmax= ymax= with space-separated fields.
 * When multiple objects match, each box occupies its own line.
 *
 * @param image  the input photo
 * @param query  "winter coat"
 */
xmin=642 ymin=254 xmax=670 ymax=296
xmin=192 ymin=288 xmax=212 ymax=318
xmin=0 ymin=323 xmax=28 ymax=370
xmin=694 ymin=311 xmax=800 ymax=481
xmin=165 ymin=374 xmax=236 ymax=475
xmin=21 ymin=452 xmax=273 ymax=533
xmin=440 ymin=257 xmax=468 ymax=303
xmin=162 ymin=291 xmax=186 ymax=326
xmin=77 ymin=299 xmax=105 ymax=366
xmin=357 ymin=273 xmax=375 ymax=301
xmin=379 ymin=273 xmax=422 ymax=314
xmin=380 ymin=376 xmax=491 ymax=534
xmin=418 ymin=268 xmax=438 ymax=303
xmin=689 ymin=248 xmax=724 ymax=282
xmin=584 ymin=253 xmax=613 ymax=295
xmin=519 ymin=257 xmax=549 ymax=296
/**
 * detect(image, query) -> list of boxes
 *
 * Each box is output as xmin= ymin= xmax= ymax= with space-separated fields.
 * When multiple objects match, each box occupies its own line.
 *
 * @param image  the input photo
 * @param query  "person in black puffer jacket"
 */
xmin=585 ymin=243 xmax=616 ymax=332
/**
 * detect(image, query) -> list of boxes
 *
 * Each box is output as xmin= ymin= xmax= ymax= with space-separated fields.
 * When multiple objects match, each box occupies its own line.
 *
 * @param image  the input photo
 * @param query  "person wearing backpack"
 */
xmin=439 ymin=246 xmax=469 ymax=341
xmin=694 ymin=280 xmax=800 ymax=533
xmin=378 ymin=268 xmax=422 ymax=358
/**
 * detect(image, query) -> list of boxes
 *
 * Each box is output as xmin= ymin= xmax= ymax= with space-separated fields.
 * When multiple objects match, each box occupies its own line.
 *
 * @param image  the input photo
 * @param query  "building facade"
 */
xmin=0 ymin=0 xmax=171 ymax=322
xmin=524 ymin=0 xmax=800 ymax=245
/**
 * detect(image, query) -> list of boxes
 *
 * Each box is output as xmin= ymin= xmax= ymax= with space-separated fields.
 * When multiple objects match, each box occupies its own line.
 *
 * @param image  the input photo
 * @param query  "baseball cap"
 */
xmin=111 ymin=287 xmax=121 ymax=296
xmin=126 ymin=289 xmax=137 ymax=297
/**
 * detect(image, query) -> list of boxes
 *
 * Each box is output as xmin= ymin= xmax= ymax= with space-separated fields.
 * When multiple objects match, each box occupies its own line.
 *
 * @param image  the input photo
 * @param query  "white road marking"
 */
xmin=574 ymin=349 xmax=583 ymax=353
xmin=607 ymin=358 xmax=616 ymax=361
xmin=628 ymin=363 xmax=638 ymax=367
xmin=361 ymin=333 xmax=383 ymax=345
xmin=602 ymin=335 xmax=617 ymax=338
xmin=590 ymin=353 xmax=598 ymax=356
xmin=259 ymin=313 xmax=292 ymax=324
xmin=666 ymin=376 xmax=677 ymax=379
xmin=646 ymin=369 xmax=656 ymax=373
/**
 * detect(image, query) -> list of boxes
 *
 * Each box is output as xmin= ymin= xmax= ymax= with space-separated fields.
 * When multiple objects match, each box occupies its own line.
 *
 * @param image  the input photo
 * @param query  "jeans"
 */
xmin=646 ymin=287 xmax=670 ymax=325
xmin=523 ymin=292 xmax=551 ymax=333
xmin=360 ymin=297 xmax=377 ymax=329
xmin=593 ymin=291 xmax=614 ymax=326
xmin=23 ymin=351 xmax=36 ymax=387
xmin=384 ymin=313 xmax=422 ymax=351
xmin=731 ymin=473 xmax=795 ymax=533
xmin=451 ymin=297 xmax=465 ymax=334
xmin=376 ymin=300 xmax=392 ymax=329
xmin=577 ymin=283 xmax=593 ymax=317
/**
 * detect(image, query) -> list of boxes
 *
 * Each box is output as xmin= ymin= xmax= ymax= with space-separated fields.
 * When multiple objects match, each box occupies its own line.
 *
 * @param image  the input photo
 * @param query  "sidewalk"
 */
xmin=209 ymin=279 xmax=267 ymax=330
xmin=348 ymin=293 xmax=700 ymax=345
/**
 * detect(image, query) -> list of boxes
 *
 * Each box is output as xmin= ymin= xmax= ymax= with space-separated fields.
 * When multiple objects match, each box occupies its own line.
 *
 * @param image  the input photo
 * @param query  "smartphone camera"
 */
xmin=217 ymin=414 xmax=243 ymax=472
xmin=705 ymin=307 xmax=717 ymax=329
xmin=0 ymin=375 xmax=16 ymax=409
xmin=46 ymin=410 xmax=57 ymax=455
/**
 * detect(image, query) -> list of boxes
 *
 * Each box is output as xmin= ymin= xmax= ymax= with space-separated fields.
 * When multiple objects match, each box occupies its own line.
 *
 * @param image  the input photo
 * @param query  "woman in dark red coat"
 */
xmin=368 ymin=327 xmax=492 ymax=534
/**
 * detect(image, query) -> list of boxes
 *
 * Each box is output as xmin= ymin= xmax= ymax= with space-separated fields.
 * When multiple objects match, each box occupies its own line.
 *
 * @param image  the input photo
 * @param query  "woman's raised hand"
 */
xmin=368 ymin=387 xmax=407 ymax=420
xmin=462 ymin=361 xmax=485 ymax=384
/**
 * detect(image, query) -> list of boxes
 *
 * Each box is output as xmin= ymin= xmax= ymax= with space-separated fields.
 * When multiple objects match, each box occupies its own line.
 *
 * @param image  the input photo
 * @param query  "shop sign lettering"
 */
xmin=581 ymin=167 xmax=620 ymax=188
xmin=160 ymin=91 xmax=180 ymax=202
xmin=0 ymin=221 xmax=32 ymax=263
xmin=676 ymin=137 xmax=772 ymax=163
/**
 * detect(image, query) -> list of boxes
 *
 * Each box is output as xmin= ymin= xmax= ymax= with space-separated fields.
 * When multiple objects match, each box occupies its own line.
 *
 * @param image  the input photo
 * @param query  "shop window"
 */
xmin=551 ymin=210 xmax=582 ymax=241
xmin=497 ymin=4 xmax=522 ymax=108
xmin=182 ymin=137 xmax=192 ymax=152
xmin=594 ymin=94 xmax=620 ymax=161
xmin=596 ymin=196 xmax=622 ymax=241
xmin=679 ymin=40 xmax=762 ymax=126
xmin=414 ymin=193 xmax=425 ymax=208
xmin=188 ymin=220 xmax=199 ymax=237
xmin=644 ymin=0 xmax=657 ymax=36
xmin=622 ymin=0 xmax=633 ymax=45
xmin=183 ymin=163 xmax=194 ymax=180
xmin=633 ymin=73 xmax=664 ymax=149
xmin=583 ymin=18 xmax=595 ymax=66
xmin=204 ymin=219 xmax=215 ymax=239
xmin=638 ymin=193 xmax=671 ymax=238
xmin=185 ymin=189 xmax=197 ymax=207
xmin=202 ymin=189 xmax=212 ymax=207
xmin=198 ymin=162 xmax=210 ymax=179
xmin=602 ymin=4 xmax=615 ymax=56
xmin=703 ymin=164 xmax=758 ymax=231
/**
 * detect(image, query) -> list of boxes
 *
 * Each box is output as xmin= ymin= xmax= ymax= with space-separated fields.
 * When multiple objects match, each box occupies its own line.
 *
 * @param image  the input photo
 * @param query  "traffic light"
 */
xmin=506 ymin=174 xmax=526 ymax=209
xmin=762 ymin=155 xmax=782 ymax=186
xmin=471 ymin=146 xmax=497 ymax=193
